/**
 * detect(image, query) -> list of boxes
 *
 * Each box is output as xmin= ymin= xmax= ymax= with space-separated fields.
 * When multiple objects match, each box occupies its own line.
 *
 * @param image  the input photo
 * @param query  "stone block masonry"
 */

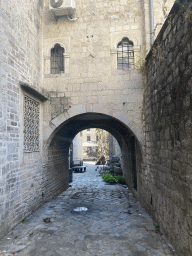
xmin=142 ymin=1 xmax=192 ymax=255
xmin=42 ymin=0 xmax=145 ymax=131
xmin=0 ymin=0 xmax=181 ymax=253
xmin=50 ymin=91 xmax=71 ymax=119
xmin=0 ymin=0 xmax=45 ymax=239
xmin=42 ymin=140 xmax=69 ymax=202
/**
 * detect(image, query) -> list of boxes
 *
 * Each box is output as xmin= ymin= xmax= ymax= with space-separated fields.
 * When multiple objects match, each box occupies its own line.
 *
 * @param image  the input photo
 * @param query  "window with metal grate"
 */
xmin=117 ymin=38 xmax=134 ymax=70
xmin=51 ymin=44 xmax=64 ymax=74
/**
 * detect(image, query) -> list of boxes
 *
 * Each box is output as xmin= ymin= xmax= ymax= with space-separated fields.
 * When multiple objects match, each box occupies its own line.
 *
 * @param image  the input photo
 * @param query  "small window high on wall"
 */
xmin=117 ymin=38 xmax=134 ymax=70
xmin=51 ymin=44 xmax=64 ymax=74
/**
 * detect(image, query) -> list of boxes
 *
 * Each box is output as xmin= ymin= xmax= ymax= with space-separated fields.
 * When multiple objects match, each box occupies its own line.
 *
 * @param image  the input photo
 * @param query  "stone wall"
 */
xmin=50 ymin=91 xmax=71 ymax=119
xmin=142 ymin=2 xmax=192 ymax=255
xmin=42 ymin=0 xmax=147 ymax=201
xmin=0 ymin=0 xmax=181 ymax=246
xmin=73 ymin=132 xmax=83 ymax=161
xmin=42 ymin=0 xmax=144 ymax=136
xmin=42 ymin=139 xmax=69 ymax=201
xmin=0 ymin=0 xmax=69 ymax=239
xmin=42 ymin=0 xmax=146 ymax=195
xmin=0 ymin=0 xmax=44 ymax=238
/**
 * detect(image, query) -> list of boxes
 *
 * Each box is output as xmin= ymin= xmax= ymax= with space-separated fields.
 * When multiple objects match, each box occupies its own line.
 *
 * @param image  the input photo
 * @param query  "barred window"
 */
xmin=51 ymin=44 xmax=64 ymax=74
xmin=24 ymin=95 xmax=40 ymax=152
xmin=117 ymin=38 xmax=134 ymax=70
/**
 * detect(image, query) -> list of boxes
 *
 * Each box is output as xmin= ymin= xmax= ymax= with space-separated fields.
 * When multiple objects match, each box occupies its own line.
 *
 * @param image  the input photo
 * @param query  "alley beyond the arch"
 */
xmin=0 ymin=162 xmax=177 ymax=256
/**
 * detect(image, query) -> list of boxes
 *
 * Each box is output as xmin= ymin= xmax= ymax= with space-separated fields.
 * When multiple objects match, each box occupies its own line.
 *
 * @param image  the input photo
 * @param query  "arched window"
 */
xmin=117 ymin=38 xmax=134 ymax=70
xmin=51 ymin=44 xmax=64 ymax=74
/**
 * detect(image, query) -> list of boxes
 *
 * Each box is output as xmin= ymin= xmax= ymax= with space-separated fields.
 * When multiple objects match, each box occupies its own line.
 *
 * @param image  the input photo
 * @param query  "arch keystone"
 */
xmin=92 ymin=104 xmax=111 ymax=115
xmin=68 ymin=104 xmax=86 ymax=117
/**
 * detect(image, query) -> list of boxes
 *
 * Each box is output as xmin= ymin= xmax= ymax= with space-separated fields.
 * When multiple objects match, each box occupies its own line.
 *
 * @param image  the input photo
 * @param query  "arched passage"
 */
xmin=43 ymin=111 xmax=144 ymax=200
xmin=44 ymin=104 xmax=144 ymax=145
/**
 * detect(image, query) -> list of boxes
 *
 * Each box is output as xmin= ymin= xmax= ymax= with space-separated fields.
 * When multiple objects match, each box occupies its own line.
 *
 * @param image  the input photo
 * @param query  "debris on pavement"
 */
xmin=43 ymin=218 xmax=51 ymax=223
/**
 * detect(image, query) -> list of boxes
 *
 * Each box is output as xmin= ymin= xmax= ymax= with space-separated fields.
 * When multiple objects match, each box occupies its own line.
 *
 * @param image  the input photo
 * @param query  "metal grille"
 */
xmin=24 ymin=95 xmax=40 ymax=152
xmin=117 ymin=38 xmax=134 ymax=70
xmin=51 ymin=44 xmax=64 ymax=74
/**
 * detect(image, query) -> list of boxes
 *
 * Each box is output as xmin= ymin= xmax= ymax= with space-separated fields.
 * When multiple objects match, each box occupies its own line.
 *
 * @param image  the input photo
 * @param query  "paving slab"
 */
xmin=0 ymin=162 xmax=177 ymax=256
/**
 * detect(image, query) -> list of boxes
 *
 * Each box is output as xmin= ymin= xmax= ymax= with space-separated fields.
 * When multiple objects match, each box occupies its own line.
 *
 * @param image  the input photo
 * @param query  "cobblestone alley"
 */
xmin=0 ymin=162 xmax=177 ymax=256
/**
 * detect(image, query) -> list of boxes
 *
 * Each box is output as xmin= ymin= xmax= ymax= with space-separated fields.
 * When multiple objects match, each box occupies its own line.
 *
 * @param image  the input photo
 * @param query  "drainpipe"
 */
xmin=149 ymin=0 xmax=154 ymax=46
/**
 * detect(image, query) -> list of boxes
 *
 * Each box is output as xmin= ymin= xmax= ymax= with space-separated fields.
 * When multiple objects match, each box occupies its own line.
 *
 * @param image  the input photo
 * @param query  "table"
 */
xmin=72 ymin=166 xmax=86 ymax=173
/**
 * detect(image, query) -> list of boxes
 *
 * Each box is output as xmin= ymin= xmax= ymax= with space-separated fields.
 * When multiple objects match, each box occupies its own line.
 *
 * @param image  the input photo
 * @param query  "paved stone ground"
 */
xmin=0 ymin=162 xmax=177 ymax=256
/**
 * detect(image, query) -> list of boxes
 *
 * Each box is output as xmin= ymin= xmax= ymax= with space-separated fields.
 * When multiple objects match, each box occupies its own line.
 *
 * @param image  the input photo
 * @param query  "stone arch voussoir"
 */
xmin=44 ymin=104 xmax=144 ymax=148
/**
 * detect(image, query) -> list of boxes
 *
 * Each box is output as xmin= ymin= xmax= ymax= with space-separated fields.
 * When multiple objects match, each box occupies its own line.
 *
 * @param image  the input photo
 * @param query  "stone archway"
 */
xmin=44 ymin=104 xmax=144 ymax=149
xmin=42 ymin=107 xmax=144 ymax=201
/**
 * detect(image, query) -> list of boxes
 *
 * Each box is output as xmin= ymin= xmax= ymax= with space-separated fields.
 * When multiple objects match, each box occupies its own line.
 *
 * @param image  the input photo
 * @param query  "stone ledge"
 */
xmin=20 ymin=82 xmax=49 ymax=101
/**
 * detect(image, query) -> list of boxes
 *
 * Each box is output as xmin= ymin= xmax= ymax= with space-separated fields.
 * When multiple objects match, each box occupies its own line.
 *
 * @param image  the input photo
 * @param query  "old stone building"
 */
xmin=72 ymin=128 xmax=120 ymax=161
xmin=1 ymin=0 xmax=192 ymax=255
xmin=73 ymin=128 xmax=99 ymax=161
xmin=82 ymin=129 xmax=98 ymax=160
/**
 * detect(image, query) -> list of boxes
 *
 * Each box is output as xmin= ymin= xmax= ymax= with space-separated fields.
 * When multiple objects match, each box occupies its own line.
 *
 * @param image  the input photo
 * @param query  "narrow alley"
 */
xmin=0 ymin=162 xmax=177 ymax=256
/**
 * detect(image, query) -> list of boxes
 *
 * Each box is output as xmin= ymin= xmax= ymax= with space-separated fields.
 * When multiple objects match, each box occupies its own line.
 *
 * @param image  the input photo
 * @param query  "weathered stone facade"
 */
xmin=2 ymin=0 xmax=192 ymax=255
xmin=42 ymin=0 xmax=149 ymax=202
xmin=42 ymin=0 xmax=145 ymax=132
xmin=0 ymin=0 xmax=44 ymax=238
xmin=142 ymin=2 xmax=192 ymax=255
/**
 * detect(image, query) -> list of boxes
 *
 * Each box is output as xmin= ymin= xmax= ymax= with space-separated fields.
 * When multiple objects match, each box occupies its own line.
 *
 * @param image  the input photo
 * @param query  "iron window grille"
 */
xmin=117 ymin=37 xmax=134 ymax=70
xmin=23 ymin=95 xmax=40 ymax=152
xmin=51 ymin=44 xmax=64 ymax=74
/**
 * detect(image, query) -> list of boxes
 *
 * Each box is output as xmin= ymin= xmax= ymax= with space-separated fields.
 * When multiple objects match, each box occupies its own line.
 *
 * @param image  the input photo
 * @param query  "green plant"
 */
xmin=102 ymin=174 xmax=117 ymax=183
xmin=42 ymin=192 xmax=45 ymax=197
xmin=135 ymin=56 xmax=146 ymax=72
xmin=22 ymin=218 xmax=29 ymax=223
xmin=155 ymin=224 xmax=160 ymax=229
xmin=116 ymin=175 xmax=124 ymax=181
xmin=135 ymin=46 xmax=149 ymax=75
xmin=116 ymin=175 xmax=126 ymax=184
